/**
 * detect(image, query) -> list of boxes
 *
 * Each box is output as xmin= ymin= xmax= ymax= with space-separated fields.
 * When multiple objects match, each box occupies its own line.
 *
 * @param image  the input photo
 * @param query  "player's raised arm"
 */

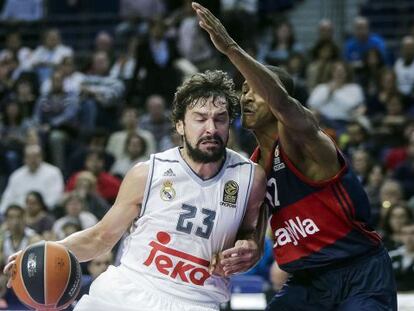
xmin=192 ymin=2 xmax=339 ymax=175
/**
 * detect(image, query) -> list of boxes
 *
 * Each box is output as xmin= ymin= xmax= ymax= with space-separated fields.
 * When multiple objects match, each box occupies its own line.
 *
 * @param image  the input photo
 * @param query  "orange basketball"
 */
xmin=11 ymin=241 xmax=82 ymax=310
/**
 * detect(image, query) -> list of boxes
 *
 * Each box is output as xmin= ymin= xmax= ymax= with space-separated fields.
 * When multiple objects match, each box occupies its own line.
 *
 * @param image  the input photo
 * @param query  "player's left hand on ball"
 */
xmin=220 ymin=240 xmax=260 ymax=276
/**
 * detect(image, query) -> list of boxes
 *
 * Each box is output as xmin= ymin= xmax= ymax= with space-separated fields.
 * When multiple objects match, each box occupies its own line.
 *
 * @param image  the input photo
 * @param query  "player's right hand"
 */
xmin=3 ymin=250 xmax=22 ymax=288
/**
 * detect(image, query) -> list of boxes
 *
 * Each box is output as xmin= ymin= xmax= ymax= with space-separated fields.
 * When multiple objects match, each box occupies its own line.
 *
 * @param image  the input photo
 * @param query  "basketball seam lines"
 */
xmin=56 ymin=248 xmax=71 ymax=307
xmin=19 ymin=251 xmax=40 ymax=309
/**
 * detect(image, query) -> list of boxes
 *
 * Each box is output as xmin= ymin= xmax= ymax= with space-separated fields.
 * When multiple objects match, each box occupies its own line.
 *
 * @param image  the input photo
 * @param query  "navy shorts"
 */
xmin=266 ymin=248 xmax=397 ymax=311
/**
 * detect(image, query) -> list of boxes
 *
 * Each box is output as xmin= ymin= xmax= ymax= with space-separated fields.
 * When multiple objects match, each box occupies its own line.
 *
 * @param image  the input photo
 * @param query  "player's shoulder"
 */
xmin=153 ymin=147 xmax=180 ymax=163
xmin=225 ymin=148 xmax=253 ymax=167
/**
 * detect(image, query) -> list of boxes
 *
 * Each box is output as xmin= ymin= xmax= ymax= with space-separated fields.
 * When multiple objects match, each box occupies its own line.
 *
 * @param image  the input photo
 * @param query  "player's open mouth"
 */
xmin=243 ymin=107 xmax=255 ymax=114
xmin=201 ymin=140 xmax=220 ymax=146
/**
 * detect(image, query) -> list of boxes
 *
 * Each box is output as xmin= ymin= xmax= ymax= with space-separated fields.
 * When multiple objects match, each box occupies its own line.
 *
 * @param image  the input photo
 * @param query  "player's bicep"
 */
xmin=97 ymin=163 xmax=149 ymax=245
xmin=279 ymin=124 xmax=340 ymax=178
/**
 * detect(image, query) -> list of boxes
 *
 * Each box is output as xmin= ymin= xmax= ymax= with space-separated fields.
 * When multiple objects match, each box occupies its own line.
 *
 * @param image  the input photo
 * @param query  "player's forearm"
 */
xmin=236 ymin=203 xmax=269 ymax=255
xmin=254 ymin=203 xmax=269 ymax=255
xmin=58 ymin=223 xmax=113 ymax=262
xmin=226 ymin=45 xmax=290 ymax=111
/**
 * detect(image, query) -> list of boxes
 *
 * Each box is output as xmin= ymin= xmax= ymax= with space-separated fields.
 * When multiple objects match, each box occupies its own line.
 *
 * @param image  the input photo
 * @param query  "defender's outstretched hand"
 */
xmin=192 ymin=2 xmax=237 ymax=55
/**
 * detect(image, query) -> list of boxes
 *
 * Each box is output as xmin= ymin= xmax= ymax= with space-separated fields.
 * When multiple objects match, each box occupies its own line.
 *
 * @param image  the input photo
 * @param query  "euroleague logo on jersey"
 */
xmin=143 ymin=231 xmax=211 ymax=286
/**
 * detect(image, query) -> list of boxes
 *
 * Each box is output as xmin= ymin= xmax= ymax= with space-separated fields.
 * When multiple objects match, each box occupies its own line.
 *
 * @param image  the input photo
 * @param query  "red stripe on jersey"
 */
xmin=337 ymin=183 xmax=382 ymax=244
xmin=271 ymin=186 xmax=353 ymax=265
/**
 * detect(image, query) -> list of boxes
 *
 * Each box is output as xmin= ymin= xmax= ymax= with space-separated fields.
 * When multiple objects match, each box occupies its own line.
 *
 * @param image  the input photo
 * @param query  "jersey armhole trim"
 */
xmin=140 ymin=155 xmax=155 ymax=217
xmin=239 ymin=162 xmax=255 ymax=229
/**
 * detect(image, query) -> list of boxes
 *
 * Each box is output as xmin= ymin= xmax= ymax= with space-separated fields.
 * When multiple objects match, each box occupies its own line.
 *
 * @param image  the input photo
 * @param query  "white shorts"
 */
xmin=74 ymin=265 xmax=220 ymax=311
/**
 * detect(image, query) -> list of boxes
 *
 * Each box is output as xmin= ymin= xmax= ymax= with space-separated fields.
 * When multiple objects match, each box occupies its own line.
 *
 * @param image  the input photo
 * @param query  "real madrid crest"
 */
xmin=160 ymin=180 xmax=176 ymax=201
xmin=222 ymin=180 xmax=239 ymax=207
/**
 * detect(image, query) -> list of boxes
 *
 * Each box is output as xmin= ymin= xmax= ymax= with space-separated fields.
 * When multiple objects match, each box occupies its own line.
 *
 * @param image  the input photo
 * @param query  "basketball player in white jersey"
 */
xmin=4 ymin=70 xmax=267 ymax=311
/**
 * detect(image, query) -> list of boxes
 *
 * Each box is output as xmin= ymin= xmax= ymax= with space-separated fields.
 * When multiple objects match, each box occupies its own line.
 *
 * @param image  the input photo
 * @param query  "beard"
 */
xmin=183 ymin=133 xmax=227 ymax=163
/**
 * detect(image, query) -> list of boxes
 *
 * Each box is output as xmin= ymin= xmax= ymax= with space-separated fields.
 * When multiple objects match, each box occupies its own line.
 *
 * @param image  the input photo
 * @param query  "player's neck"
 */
xmin=179 ymin=148 xmax=225 ymax=180
xmin=255 ymin=123 xmax=278 ymax=150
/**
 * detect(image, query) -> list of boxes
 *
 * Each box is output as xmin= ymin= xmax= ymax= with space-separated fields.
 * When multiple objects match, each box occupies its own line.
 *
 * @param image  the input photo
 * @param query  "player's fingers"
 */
xmin=208 ymin=254 xmax=217 ymax=273
xmin=223 ymin=263 xmax=249 ymax=276
xmin=199 ymin=21 xmax=214 ymax=33
xmin=194 ymin=5 xmax=218 ymax=29
xmin=222 ymin=252 xmax=254 ymax=267
xmin=3 ymin=260 xmax=15 ymax=275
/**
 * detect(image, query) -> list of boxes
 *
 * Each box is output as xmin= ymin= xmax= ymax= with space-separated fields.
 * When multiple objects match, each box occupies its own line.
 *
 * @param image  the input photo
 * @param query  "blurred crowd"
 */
xmin=0 ymin=0 xmax=414 ymax=309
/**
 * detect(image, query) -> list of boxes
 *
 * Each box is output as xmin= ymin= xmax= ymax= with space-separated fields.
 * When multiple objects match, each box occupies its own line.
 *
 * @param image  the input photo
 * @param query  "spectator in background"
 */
xmin=106 ymin=106 xmax=155 ymax=160
xmin=176 ymin=0 xmax=217 ymax=71
xmin=379 ymin=179 xmax=405 ymax=217
xmin=24 ymin=191 xmax=55 ymax=240
xmin=0 ymin=0 xmax=44 ymax=22
xmin=389 ymin=224 xmax=414 ymax=291
xmin=372 ymin=96 xmax=407 ymax=148
xmin=351 ymin=148 xmax=373 ymax=185
xmin=131 ymin=17 xmax=183 ymax=103
xmin=285 ymin=53 xmax=308 ymax=104
xmin=53 ymin=192 xmax=98 ymax=240
xmin=29 ymin=28 xmax=73 ymax=83
xmin=66 ymin=128 xmax=114 ymax=178
xmin=0 ymin=204 xmax=40 ymax=268
xmin=41 ymin=55 xmax=85 ymax=96
xmin=33 ymin=69 xmax=79 ymax=171
xmin=110 ymin=37 xmax=138 ymax=81
xmin=307 ymin=61 xmax=365 ymax=133
xmin=394 ymin=36 xmax=414 ymax=100
xmin=317 ymin=19 xmax=334 ymax=42
xmin=364 ymin=164 xmax=386 ymax=227
xmin=0 ymin=144 xmax=64 ymax=214
xmin=159 ymin=131 xmax=181 ymax=151
xmin=257 ymin=20 xmax=303 ymax=66
xmin=94 ymin=31 xmax=115 ymax=63
xmin=66 ymin=150 xmax=121 ymax=204
xmin=339 ymin=121 xmax=372 ymax=158
xmin=138 ymin=94 xmax=172 ymax=150
xmin=381 ymin=204 xmax=413 ymax=251
xmin=307 ymin=40 xmax=340 ymax=91
xmin=110 ymin=132 xmax=148 ymax=178
xmin=365 ymin=69 xmax=398 ymax=119
xmin=344 ymin=16 xmax=387 ymax=68
xmin=80 ymin=51 xmax=125 ymax=131
xmin=356 ymin=48 xmax=386 ymax=99
xmin=384 ymin=120 xmax=414 ymax=171
xmin=0 ymin=32 xmax=32 ymax=73
xmin=15 ymin=75 xmax=39 ymax=117
xmin=72 ymin=171 xmax=110 ymax=220
xmin=0 ymin=94 xmax=32 ymax=176
xmin=0 ymin=55 xmax=15 ymax=101
xmin=393 ymin=132 xmax=414 ymax=199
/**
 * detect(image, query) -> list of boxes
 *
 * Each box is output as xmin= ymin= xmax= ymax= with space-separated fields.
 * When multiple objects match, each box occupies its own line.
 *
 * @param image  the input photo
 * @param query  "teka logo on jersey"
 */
xmin=274 ymin=217 xmax=320 ymax=247
xmin=143 ymin=231 xmax=210 ymax=286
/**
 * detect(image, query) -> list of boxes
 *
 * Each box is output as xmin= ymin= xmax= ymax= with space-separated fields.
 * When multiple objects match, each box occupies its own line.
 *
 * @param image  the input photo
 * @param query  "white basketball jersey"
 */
xmin=120 ymin=147 xmax=255 ymax=304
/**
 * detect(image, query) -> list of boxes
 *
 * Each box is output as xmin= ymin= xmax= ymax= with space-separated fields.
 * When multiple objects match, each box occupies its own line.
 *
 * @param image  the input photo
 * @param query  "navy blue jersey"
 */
xmin=251 ymin=140 xmax=382 ymax=273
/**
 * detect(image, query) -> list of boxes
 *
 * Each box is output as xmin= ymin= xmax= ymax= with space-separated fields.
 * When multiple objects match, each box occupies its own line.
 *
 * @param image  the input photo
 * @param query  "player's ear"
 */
xmin=176 ymin=120 xmax=184 ymax=136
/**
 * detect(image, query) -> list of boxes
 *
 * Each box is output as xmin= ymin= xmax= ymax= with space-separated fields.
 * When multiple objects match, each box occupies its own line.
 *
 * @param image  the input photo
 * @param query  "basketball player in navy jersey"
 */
xmin=193 ymin=2 xmax=397 ymax=310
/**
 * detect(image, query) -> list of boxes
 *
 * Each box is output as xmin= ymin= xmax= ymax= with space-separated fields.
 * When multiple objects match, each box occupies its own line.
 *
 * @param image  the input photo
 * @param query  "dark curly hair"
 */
xmin=171 ymin=70 xmax=239 ymax=125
